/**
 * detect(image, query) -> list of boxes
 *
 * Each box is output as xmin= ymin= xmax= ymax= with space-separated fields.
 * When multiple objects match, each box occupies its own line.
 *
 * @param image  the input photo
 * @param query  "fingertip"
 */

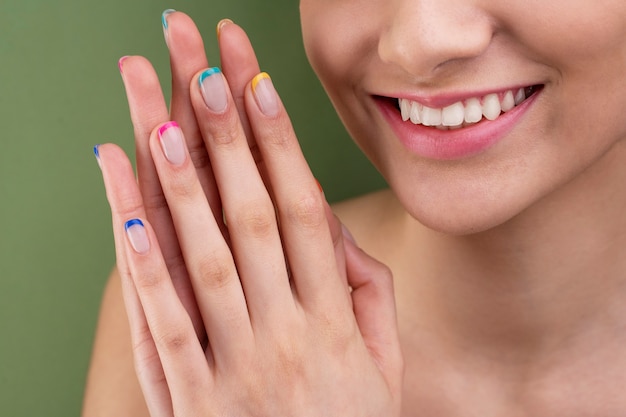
xmin=117 ymin=55 xmax=130 ymax=74
xmin=125 ymin=218 xmax=151 ymax=254
xmin=341 ymin=224 xmax=357 ymax=246
xmin=216 ymin=18 xmax=234 ymax=39
xmin=251 ymin=72 xmax=279 ymax=117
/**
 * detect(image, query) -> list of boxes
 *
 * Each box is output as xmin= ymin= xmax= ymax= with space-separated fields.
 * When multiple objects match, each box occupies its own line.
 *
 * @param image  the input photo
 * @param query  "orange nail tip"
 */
xmin=315 ymin=179 xmax=324 ymax=193
xmin=216 ymin=18 xmax=234 ymax=38
xmin=251 ymin=72 xmax=271 ymax=91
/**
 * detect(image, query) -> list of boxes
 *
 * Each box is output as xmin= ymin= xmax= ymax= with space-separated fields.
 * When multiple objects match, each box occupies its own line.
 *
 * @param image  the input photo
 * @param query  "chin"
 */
xmin=393 ymin=184 xmax=530 ymax=237
xmin=414 ymin=208 xmax=515 ymax=237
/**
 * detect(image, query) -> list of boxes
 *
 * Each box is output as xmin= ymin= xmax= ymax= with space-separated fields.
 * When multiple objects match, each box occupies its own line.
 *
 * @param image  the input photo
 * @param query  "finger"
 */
xmin=162 ymin=11 xmax=224 ymax=233
xmin=190 ymin=69 xmax=296 ymax=327
xmin=99 ymin=144 xmax=213 ymax=414
xmin=96 ymin=144 xmax=174 ymax=417
xmin=218 ymin=20 xmax=261 ymax=147
xmin=322 ymin=193 xmax=349 ymax=291
xmin=149 ymin=121 xmax=257 ymax=363
xmin=119 ymin=56 xmax=205 ymax=340
xmin=244 ymin=73 xmax=349 ymax=312
xmin=342 ymin=231 xmax=402 ymax=379
xmin=122 ymin=217 xmax=212 ymax=416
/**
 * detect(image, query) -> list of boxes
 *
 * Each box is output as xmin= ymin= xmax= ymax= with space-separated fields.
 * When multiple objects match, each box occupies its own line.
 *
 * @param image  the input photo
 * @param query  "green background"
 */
xmin=0 ymin=0 xmax=385 ymax=415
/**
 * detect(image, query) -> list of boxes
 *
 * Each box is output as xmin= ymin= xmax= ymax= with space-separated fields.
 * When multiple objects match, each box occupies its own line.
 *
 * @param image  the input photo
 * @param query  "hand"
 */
xmin=108 ymin=13 xmax=264 ymax=413
xmin=97 ymin=12 xmax=403 ymax=417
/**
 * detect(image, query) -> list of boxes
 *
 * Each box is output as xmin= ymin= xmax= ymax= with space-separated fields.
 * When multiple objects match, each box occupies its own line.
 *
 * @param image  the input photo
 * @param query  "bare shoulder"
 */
xmin=331 ymin=188 xmax=402 ymax=252
xmin=332 ymin=188 xmax=396 ymax=223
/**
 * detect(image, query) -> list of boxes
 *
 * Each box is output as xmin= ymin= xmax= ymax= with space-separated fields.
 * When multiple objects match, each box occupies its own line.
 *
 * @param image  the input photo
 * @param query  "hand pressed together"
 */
xmin=96 ymin=12 xmax=403 ymax=417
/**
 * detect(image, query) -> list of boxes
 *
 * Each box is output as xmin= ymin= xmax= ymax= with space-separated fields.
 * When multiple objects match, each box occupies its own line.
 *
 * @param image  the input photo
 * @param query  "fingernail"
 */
xmin=315 ymin=178 xmax=324 ymax=194
xmin=199 ymin=67 xmax=228 ymax=113
xmin=216 ymin=18 xmax=233 ymax=39
xmin=161 ymin=9 xmax=176 ymax=46
xmin=251 ymin=72 xmax=279 ymax=117
xmin=93 ymin=144 xmax=102 ymax=169
xmin=118 ymin=56 xmax=129 ymax=74
xmin=125 ymin=219 xmax=150 ymax=254
xmin=158 ymin=121 xmax=186 ymax=165
xmin=342 ymin=224 xmax=357 ymax=245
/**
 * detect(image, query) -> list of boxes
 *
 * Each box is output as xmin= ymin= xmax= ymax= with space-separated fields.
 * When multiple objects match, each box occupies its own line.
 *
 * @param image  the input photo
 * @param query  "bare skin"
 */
xmin=85 ymin=142 xmax=626 ymax=416
xmin=333 ymin=143 xmax=626 ymax=416
xmin=83 ymin=2 xmax=626 ymax=415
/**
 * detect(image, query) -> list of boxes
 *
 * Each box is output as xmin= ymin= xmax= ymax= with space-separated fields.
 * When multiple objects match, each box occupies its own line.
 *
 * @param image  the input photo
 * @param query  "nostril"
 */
xmin=377 ymin=6 xmax=494 ymax=79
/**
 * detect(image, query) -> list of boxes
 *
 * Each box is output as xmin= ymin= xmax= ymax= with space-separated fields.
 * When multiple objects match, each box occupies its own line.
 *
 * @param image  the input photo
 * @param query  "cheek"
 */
xmin=500 ymin=0 xmax=626 ymax=65
xmin=300 ymin=0 xmax=379 ymax=89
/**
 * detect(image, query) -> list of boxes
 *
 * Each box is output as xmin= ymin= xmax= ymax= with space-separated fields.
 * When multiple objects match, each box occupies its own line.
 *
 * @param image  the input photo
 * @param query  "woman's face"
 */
xmin=300 ymin=0 xmax=626 ymax=234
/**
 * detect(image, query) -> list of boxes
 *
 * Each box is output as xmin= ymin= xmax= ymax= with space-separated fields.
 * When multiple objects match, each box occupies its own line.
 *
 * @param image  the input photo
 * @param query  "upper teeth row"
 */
xmin=399 ymin=88 xmax=527 ymax=129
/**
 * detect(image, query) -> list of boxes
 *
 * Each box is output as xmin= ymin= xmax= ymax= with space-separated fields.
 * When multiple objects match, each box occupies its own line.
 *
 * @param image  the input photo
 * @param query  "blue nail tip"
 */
xmin=125 ymin=218 xmax=144 ymax=231
xmin=93 ymin=144 xmax=100 ymax=158
xmin=199 ymin=67 xmax=222 ymax=85
xmin=161 ymin=9 xmax=176 ymax=29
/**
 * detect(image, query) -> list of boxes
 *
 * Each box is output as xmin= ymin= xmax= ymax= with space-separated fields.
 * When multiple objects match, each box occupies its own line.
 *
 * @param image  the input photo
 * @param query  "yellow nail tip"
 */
xmin=216 ymin=18 xmax=234 ymax=38
xmin=251 ymin=72 xmax=271 ymax=91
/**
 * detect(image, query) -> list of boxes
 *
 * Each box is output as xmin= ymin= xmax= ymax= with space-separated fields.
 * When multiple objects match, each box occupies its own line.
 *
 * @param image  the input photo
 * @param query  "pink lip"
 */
xmin=377 ymin=91 xmax=540 ymax=160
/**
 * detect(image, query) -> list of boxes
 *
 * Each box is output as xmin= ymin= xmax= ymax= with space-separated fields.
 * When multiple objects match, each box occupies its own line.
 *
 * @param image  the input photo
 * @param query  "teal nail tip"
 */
xmin=125 ymin=218 xmax=144 ymax=231
xmin=93 ymin=144 xmax=100 ymax=158
xmin=161 ymin=9 xmax=176 ymax=29
xmin=199 ymin=67 xmax=222 ymax=85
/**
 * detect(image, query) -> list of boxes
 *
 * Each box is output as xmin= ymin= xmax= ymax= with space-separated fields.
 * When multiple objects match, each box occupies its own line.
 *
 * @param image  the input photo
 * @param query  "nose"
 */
xmin=378 ymin=0 xmax=494 ymax=79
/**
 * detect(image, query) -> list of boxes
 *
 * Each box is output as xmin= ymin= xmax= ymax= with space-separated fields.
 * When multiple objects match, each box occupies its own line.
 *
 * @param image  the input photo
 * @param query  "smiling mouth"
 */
xmin=384 ymin=85 xmax=543 ymax=130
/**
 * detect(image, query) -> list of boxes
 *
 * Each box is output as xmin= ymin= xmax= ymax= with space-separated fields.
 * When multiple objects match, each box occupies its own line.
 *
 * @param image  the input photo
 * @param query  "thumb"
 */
xmin=343 ymin=229 xmax=402 ymax=377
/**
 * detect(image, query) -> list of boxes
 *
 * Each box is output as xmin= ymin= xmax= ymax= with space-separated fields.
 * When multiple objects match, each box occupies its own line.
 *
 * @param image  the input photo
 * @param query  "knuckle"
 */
xmin=116 ymin=192 xmax=145 ymax=220
xmin=187 ymin=144 xmax=212 ymax=172
xmin=142 ymin=190 xmax=169 ymax=212
xmin=154 ymin=327 xmax=192 ymax=355
xmin=285 ymin=194 xmax=325 ymax=231
xmin=167 ymin=173 xmax=201 ymax=201
xmin=313 ymin=308 xmax=354 ymax=351
xmin=377 ymin=264 xmax=394 ymax=287
xmin=210 ymin=123 xmax=242 ymax=147
xmin=272 ymin=337 xmax=305 ymax=378
xmin=231 ymin=200 xmax=276 ymax=239
xmin=262 ymin=120 xmax=294 ymax=152
xmin=194 ymin=251 xmax=235 ymax=291
xmin=133 ymin=267 xmax=164 ymax=293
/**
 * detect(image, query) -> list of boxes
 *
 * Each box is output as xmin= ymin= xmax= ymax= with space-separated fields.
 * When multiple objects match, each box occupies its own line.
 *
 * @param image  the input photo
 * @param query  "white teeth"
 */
xmin=398 ymin=87 xmax=531 ymax=128
xmin=464 ymin=98 xmax=483 ymax=124
xmin=409 ymin=102 xmax=422 ymax=124
xmin=400 ymin=98 xmax=411 ymax=121
xmin=514 ymin=88 xmax=525 ymax=105
xmin=421 ymin=106 xmax=442 ymax=126
xmin=501 ymin=90 xmax=515 ymax=112
xmin=482 ymin=93 xmax=501 ymax=120
xmin=441 ymin=102 xmax=465 ymax=127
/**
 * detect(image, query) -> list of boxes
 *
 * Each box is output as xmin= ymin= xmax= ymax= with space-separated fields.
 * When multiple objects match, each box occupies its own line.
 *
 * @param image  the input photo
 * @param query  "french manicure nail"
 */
xmin=315 ymin=178 xmax=324 ymax=194
xmin=125 ymin=219 xmax=150 ymax=254
xmin=199 ymin=67 xmax=228 ymax=113
xmin=118 ymin=56 xmax=129 ymax=74
xmin=158 ymin=121 xmax=186 ymax=165
xmin=216 ymin=18 xmax=233 ymax=39
xmin=251 ymin=72 xmax=279 ymax=117
xmin=161 ymin=9 xmax=176 ymax=45
xmin=93 ymin=144 xmax=102 ymax=169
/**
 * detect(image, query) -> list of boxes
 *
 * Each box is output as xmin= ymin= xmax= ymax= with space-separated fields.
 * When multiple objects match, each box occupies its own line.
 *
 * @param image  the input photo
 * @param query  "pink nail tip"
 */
xmin=118 ymin=56 xmax=130 ymax=73
xmin=158 ymin=121 xmax=180 ymax=137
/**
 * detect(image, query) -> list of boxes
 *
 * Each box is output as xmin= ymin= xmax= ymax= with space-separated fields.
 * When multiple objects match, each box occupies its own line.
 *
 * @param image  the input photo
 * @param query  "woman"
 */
xmin=83 ymin=2 xmax=626 ymax=416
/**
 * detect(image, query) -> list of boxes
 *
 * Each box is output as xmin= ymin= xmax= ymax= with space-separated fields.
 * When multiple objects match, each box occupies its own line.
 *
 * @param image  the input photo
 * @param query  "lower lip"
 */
xmin=377 ymin=92 xmax=539 ymax=160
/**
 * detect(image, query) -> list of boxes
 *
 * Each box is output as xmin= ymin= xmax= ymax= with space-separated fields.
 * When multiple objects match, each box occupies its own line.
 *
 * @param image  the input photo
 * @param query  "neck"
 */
xmin=394 ymin=141 xmax=626 ymax=361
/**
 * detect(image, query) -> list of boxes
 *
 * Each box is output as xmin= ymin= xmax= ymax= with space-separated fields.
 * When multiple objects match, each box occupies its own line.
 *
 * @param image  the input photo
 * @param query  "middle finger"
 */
xmin=191 ymin=68 xmax=297 ymax=326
